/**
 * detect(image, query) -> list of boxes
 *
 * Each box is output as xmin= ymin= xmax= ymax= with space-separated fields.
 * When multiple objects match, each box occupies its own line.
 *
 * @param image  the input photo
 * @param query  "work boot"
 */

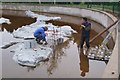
xmin=36 ymin=39 xmax=42 ymax=44
xmin=36 ymin=38 xmax=39 ymax=42
xmin=36 ymin=39 xmax=40 ymax=44
xmin=36 ymin=40 xmax=43 ymax=45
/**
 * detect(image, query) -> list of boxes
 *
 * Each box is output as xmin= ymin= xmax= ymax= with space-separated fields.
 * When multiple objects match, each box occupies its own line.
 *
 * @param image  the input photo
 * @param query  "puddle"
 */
xmin=1 ymin=10 xmax=108 ymax=78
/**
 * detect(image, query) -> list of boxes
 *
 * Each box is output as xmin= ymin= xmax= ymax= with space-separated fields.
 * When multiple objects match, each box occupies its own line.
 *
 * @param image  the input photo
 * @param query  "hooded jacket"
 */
xmin=81 ymin=21 xmax=91 ymax=37
xmin=34 ymin=27 xmax=46 ymax=41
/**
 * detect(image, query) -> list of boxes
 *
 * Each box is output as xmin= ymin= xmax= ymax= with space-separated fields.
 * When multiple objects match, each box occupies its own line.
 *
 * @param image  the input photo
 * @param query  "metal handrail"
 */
xmin=90 ymin=20 xmax=118 ymax=43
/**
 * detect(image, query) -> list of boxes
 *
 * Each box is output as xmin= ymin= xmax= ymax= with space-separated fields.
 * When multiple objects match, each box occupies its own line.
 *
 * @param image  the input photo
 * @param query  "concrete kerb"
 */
xmin=118 ymin=20 xmax=120 ymax=77
xmin=102 ymin=21 xmax=119 ymax=78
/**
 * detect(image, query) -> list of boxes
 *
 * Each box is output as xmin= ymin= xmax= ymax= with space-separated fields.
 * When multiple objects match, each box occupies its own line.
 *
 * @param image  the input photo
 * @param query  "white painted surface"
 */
xmin=0 ymin=17 xmax=11 ymax=24
xmin=102 ymin=26 xmax=119 ymax=78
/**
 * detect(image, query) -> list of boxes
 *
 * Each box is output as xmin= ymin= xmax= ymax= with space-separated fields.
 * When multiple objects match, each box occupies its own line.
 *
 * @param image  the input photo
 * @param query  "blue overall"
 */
xmin=34 ymin=27 xmax=46 ymax=42
xmin=80 ymin=21 xmax=91 ymax=49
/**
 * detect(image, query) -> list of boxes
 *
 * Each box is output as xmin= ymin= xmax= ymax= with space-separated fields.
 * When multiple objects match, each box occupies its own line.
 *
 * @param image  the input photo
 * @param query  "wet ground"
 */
xmin=1 ymin=10 xmax=110 ymax=78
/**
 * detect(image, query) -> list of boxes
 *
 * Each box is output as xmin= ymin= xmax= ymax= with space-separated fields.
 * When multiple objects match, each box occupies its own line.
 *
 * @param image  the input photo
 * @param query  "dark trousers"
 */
xmin=35 ymin=34 xmax=43 ymax=42
xmin=80 ymin=35 xmax=90 ymax=49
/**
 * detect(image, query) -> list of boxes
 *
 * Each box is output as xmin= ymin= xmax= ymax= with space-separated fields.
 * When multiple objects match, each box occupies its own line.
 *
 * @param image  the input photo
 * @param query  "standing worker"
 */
xmin=80 ymin=17 xmax=91 ymax=49
xmin=34 ymin=26 xmax=48 ymax=45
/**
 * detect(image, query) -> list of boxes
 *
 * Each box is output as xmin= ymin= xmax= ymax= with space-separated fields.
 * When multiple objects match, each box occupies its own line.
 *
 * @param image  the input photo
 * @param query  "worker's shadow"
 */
xmin=79 ymin=48 xmax=89 ymax=77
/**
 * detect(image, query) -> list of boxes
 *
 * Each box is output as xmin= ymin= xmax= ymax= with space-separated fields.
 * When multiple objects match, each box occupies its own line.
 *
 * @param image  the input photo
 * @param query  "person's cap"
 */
xmin=83 ymin=17 xmax=87 ymax=21
xmin=44 ymin=26 xmax=48 ymax=31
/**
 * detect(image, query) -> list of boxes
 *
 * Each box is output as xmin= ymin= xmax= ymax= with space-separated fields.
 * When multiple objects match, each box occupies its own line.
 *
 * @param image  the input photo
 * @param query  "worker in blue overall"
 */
xmin=80 ymin=17 xmax=91 ymax=49
xmin=34 ymin=26 xmax=48 ymax=45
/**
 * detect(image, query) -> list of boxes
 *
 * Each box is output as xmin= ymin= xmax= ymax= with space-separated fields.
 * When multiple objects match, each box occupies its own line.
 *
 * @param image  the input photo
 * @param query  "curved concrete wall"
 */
xmin=1 ymin=4 xmax=119 ymax=78
xmin=1 ymin=4 xmax=118 ymax=40
xmin=1 ymin=4 xmax=117 ymax=27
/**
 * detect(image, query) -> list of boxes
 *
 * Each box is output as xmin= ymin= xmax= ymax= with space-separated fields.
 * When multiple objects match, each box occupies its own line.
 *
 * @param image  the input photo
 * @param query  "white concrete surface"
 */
xmin=0 ymin=35 xmax=1 ymax=78
xmin=2 ymin=4 xmax=115 ymax=28
xmin=118 ymin=21 xmax=120 ymax=77
xmin=118 ymin=31 xmax=120 ymax=78
xmin=0 ymin=17 xmax=11 ymax=24
xmin=102 ymin=27 xmax=119 ymax=78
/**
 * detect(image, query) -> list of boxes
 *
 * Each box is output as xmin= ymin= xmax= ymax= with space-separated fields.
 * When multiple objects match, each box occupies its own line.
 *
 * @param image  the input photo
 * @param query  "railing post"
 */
xmin=112 ymin=2 xmax=115 ymax=14
xmin=54 ymin=0 xmax=56 ymax=5
xmin=118 ymin=2 xmax=120 ymax=16
xmin=102 ymin=2 xmax=104 ymax=11
xmin=38 ymin=0 xmax=41 ymax=4
xmin=87 ymin=2 xmax=89 ymax=8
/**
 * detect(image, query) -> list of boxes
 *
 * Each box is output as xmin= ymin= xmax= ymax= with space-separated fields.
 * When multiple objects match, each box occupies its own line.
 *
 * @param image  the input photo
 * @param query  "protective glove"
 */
xmin=43 ymin=41 xmax=48 ymax=45
xmin=81 ymin=25 xmax=85 ymax=28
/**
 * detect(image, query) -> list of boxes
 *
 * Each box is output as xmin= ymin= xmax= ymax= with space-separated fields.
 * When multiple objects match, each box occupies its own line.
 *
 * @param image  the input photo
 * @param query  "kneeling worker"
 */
xmin=34 ymin=26 xmax=48 ymax=45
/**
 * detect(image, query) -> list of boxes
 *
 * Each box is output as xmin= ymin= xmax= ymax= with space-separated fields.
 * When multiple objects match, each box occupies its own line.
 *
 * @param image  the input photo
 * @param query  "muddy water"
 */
xmin=1 ymin=15 xmax=36 ymax=33
xmin=1 ymin=10 xmax=107 ymax=78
